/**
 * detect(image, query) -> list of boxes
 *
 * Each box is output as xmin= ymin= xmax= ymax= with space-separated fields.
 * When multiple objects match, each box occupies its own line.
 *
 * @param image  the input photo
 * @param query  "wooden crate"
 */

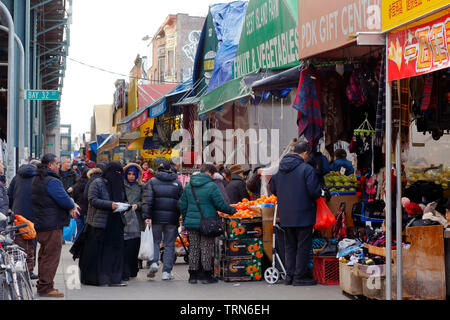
xmin=339 ymin=261 xmax=363 ymax=295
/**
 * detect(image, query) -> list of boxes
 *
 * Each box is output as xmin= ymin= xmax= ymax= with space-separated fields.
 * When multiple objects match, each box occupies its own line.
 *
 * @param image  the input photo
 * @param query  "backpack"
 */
xmin=14 ymin=215 xmax=36 ymax=240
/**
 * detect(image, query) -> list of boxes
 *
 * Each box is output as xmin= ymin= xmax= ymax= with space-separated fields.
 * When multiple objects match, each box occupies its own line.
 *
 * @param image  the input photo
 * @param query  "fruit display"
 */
xmin=405 ymin=165 xmax=449 ymax=189
xmin=324 ymin=171 xmax=358 ymax=192
xmin=218 ymin=195 xmax=278 ymax=220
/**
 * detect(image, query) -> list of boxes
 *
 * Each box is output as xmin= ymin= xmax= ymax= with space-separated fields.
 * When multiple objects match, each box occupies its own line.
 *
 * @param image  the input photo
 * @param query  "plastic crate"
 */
xmin=313 ymin=256 xmax=340 ymax=285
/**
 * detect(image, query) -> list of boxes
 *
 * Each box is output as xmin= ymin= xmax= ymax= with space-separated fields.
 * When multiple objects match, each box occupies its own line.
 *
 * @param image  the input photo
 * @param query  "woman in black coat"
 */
xmin=78 ymin=162 xmax=128 ymax=287
xmin=72 ymin=168 xmax=89 ymax=240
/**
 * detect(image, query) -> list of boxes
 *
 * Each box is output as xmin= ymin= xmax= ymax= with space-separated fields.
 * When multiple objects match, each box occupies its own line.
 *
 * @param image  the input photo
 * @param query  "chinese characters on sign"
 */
xmin=382 ymin=0 xmax=449 ymax=31
xmin=387 ymin=13 xmax=450 ymax=81
xmin=130 ymin=112 xmax=148 ymax=131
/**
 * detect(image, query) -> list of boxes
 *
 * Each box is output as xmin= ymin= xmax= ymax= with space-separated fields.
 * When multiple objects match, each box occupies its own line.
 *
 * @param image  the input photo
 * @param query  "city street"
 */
xmin=34 ymin=243 xmax=349 ymax=301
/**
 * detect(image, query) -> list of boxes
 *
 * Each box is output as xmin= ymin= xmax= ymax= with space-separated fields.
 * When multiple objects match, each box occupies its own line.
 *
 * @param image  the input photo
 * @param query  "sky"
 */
xmin=60 ymin=0 xmax=236 ymax=140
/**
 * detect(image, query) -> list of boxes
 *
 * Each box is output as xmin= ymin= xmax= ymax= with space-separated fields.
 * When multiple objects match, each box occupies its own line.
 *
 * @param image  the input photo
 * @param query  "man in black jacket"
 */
xmin=225 ymin=164 xmax=250 ymax=204
xmin=142 ymin=161 xmax=183 ymax=281
xmin=270 ymin=142 xmax=322 ymax=286
xmin=8 ymin=161 xmax=39 ymax=279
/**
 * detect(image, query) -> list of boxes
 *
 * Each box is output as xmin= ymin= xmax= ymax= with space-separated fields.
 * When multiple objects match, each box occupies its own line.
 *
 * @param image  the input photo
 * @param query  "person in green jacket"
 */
xmin=180 ymin=164 xmax=236 ymax=284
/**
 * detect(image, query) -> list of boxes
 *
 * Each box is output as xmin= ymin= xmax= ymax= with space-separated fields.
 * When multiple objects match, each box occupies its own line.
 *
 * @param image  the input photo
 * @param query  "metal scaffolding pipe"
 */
xmin=395 ymin=131 xmax=403 ymax=299
xmin=0 ymin=26 xmax=26 ymax=167
xmin=0 ymin=2 xmax=16 ymax=184
xmin=385 ymin=38 xmax=393 ymax=300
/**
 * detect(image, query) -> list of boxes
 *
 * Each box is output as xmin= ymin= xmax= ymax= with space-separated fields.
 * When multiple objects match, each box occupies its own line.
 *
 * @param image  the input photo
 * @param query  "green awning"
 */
xmin=197 ymin=72 xmax=257 ymax=115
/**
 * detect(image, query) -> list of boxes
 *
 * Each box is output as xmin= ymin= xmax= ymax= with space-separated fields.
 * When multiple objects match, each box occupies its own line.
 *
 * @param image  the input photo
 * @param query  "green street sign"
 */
xmin=26 ymin=90 xmax=60 ymax=101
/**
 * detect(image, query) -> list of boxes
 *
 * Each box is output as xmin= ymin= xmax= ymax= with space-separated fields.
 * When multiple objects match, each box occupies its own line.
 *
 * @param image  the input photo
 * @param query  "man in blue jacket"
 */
xmin=32 ymin=154 xmax=76 ymax=298
xmin=330 ymin=149 xmax=354 ymax=175
xmin=270 ymin=141 xmax=322 ymax=286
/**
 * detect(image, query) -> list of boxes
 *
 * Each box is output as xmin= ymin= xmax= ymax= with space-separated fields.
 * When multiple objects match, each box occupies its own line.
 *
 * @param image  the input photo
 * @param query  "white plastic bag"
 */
xmin=138 ymin=225 xmax=154 ymax=261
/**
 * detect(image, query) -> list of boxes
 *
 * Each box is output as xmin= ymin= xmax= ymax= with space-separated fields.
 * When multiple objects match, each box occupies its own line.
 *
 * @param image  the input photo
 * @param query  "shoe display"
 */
xmin=39 ymin=289 xmax=64 ymax=298
xmin=147 ymin=263 xmax=159 ymax=278
xmin=162 ymin=272 xmax=174 ymax=280
xmin=315 ymin=242 xmax=338 ymax=256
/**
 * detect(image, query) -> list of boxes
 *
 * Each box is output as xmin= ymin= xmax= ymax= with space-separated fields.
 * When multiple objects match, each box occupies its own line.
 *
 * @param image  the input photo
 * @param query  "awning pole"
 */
xmin=385 ymin=37 xmax=392 ymax=301
xmin=395 ymin=130 xmax=403 ymax=300
xmin=0 ymin=2 xmax=16 ymax=184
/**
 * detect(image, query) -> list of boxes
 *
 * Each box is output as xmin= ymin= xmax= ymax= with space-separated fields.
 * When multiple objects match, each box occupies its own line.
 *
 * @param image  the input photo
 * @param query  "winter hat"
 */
xmin=404 ymin=202 xmax=423 ymax=215
xmin=87 ymin=161 xmax=96 ymax=168
xmin=401 ymin=197 xmax=411 ymax=207
xmin=228 ymin=164 xmax=244 ymax=175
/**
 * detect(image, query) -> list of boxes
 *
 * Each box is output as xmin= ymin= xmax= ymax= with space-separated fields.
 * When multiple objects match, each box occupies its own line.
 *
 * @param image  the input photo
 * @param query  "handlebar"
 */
xmin=0 ymin=223 xmax=28 ymax=235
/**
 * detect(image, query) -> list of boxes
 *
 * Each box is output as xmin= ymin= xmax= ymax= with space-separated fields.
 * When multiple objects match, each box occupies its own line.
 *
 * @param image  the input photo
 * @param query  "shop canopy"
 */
xmin=207 ymin=1 xmax=248 ymax=92
xmin=97 ymin=134 xmax=114 ymax=151
xmin=117 ymin=80 xmax=192 ymax=127
xmin=232 ymin=0 xmax=300 ymax=79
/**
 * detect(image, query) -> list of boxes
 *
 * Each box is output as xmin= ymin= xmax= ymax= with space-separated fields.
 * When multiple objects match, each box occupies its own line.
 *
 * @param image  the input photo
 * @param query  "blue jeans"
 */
xmin=74 ymin=215 xmax=85 ymax=241
xmin=151 ymin=224 xmax=178 ymax=273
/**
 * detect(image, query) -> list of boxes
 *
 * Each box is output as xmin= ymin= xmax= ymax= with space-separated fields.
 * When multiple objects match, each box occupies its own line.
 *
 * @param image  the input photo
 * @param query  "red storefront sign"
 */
xmin=387 ymin=12 xmax=450 ymax=81
xmin=130 ymin=111 xmax=148 ymax=131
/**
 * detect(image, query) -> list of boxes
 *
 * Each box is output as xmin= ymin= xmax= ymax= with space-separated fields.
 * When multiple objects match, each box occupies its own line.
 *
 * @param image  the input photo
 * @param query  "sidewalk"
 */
xmin=34 ymin=243 xmax=349 ymax=300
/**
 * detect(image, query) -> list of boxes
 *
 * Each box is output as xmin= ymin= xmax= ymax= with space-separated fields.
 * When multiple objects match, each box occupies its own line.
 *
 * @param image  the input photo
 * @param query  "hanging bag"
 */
xmin=332 ymin=203 xmax=347 ymax=239
xmin=314 ymin=197 xmax=337 ymax=231
xmin=63 ymin=218 xmax=77 ymax=242
xmin=190 ymin=184 xmax=223 ymax=237
xmin=138 ymin=225 xmax=154 ymax=261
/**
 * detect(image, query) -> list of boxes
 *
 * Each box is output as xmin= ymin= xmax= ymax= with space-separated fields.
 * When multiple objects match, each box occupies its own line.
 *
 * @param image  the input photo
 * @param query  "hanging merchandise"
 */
xmin=346 ymin=68 xmax=367 ymax=108
xmin=375 ymin=52 xmax=386 ymax=147
xmin=320 ymin=70 xmax=347 ymax=156
xmin=292 ymin=67 xmax=323 ymax=150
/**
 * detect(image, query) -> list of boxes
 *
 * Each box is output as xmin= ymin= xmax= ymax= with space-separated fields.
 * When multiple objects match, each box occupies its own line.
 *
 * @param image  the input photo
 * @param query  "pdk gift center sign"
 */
xmin=387 ymin=13 xmax=450 ymax=81
xmin=298 ymin=0 xmax=382 ymax=59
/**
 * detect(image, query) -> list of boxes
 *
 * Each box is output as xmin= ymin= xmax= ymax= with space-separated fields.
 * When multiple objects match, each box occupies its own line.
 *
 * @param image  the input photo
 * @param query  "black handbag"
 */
xmin=190 ymin=184 xmax=223 ymax=237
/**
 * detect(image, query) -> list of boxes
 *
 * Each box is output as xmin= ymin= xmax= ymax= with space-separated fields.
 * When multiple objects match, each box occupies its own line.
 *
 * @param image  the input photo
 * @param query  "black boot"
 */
xmin=188 ymin=270 xmax=199 ymax=284
xmin=315 ymin=241 xmax=338 ymax=256
xmin=202 ymin=270 xmax=218 ymax=284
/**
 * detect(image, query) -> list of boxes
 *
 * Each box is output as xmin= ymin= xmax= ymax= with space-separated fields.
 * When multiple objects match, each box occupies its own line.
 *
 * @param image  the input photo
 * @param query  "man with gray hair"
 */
xmin=269 ymin=141 xmax=323 ymax=286
xmin=59 ymin=157 xmax=77 ymax=195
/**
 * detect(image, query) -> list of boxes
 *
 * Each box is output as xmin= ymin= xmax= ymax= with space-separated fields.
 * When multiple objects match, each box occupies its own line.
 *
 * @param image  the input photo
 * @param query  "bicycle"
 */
xmin=0 ymin=212 xmax=34 ymax=300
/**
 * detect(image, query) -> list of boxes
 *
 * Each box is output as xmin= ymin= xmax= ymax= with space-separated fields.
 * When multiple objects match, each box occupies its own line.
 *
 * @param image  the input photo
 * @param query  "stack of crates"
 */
xmin=214 ymin=217 xmax=264 ymax=282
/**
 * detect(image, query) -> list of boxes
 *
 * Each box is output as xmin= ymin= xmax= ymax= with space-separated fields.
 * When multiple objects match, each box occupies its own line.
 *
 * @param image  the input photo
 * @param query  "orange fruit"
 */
xmin=242 ymin=198 xmax=249 ymax=202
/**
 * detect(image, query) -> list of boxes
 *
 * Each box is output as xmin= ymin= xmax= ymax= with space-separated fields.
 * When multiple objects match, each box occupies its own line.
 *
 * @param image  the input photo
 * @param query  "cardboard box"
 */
xmin=217 ymin=258 xmax=263 ymax=282
xmin=223 ymin=217 xmax=263 ymax=239
xmin=339 ymin=260 xmax=363 ymax=295
xmin=354 ymin=262 xmax=386 ymax=300
xmin=215 ymin=237 xmax=264 ymax=260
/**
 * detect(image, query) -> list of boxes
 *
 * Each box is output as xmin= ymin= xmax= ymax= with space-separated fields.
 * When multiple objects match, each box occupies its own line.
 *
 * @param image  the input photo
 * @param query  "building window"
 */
xmin=61 ymin=137 xmax=70 ymax=152
xmin=159 ymin=58 xmax=165 ymax=82
xmin=60 ymin=126 xmax=70 ymax=135
xmin=168 ymin=50 xmax=175 ymax=76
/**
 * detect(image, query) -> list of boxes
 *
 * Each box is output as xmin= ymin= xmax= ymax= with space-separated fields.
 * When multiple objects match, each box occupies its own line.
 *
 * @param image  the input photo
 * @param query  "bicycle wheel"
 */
xmin=0 ymin=273 xmax=11 ymax=300
xmin=17 ymin=272 xmax=34 ymax=300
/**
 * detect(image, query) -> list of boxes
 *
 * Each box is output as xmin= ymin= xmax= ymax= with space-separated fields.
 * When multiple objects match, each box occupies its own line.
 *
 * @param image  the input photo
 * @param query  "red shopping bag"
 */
xmin=313 ymin=198 xmax=337 ymax=231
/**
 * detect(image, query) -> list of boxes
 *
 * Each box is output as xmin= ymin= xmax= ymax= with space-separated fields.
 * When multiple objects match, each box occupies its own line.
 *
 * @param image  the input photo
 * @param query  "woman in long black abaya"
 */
xmin=79 ymin=162 xmax=128 ymax=287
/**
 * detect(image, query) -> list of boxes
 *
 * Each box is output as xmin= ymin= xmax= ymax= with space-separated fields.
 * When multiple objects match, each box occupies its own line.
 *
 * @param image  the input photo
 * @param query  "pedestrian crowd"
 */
xmin=0 ymin=139 xmax=344 ymax=297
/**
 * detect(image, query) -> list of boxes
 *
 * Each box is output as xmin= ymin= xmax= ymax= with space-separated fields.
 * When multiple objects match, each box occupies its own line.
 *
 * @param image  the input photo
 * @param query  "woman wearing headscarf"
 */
xmin=72 ymin=168 xmax=90 ymax=240
xmin=79 ymin=162 xmax=128 ymax=287
xmin=122 ymin=163 xmax=143 ymax=280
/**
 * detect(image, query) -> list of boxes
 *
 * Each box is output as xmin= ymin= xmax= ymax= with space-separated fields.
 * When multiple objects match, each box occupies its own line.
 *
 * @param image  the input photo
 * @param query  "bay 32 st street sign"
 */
xmin=26 ymin=90 xmax=60 ymax=101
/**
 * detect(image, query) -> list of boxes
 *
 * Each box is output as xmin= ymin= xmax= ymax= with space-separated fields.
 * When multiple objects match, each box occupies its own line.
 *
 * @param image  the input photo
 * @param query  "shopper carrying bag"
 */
xmin=138 ymin=225 xmax=154 ymax=261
